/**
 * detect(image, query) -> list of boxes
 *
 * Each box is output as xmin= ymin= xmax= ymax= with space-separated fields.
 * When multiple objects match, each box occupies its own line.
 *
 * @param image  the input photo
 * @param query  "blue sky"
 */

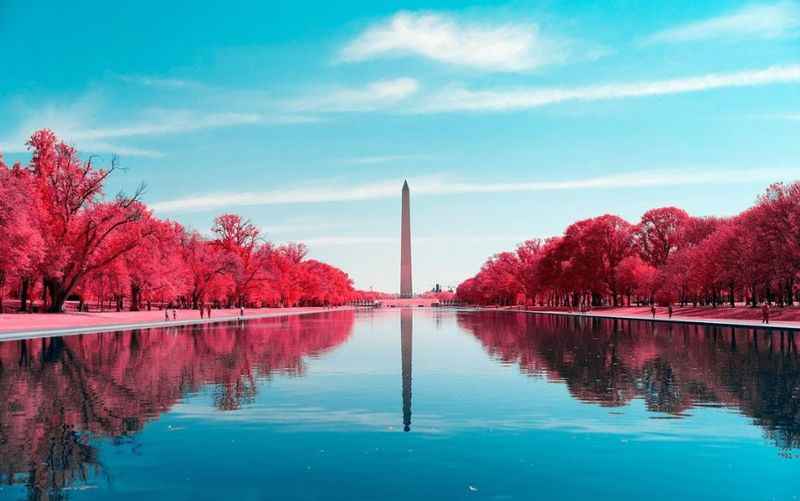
xmin=1 ymin=0 xmax=799 ymax=292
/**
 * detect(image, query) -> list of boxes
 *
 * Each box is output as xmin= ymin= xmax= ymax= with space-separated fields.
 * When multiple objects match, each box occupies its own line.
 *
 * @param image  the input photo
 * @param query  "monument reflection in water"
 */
xmin=0 ymin=309 xmax=799 ymax=500
xmin=401 ymin=309 xmax=412 ymax=432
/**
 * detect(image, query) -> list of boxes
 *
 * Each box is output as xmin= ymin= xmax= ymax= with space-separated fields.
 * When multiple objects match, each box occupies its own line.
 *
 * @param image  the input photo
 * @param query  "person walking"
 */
xmin=165 ymin=308 xmax=169 ymax=321
xmin=240 ymin=305 xmax=245 ymax=318
xmin=762 ymin=302 xmax=770 ymax=324
xmin=667 ymin=303 xmax=673 ymax=319
xmin=651 ymin=303 xmax=657 ymax=318
xmin=172 ymin=309 xmax=177 ymax=321
xmin=200 ymin=303 xmax=205 ymax=319
xmin=206 ymin=304 xmax=212 ymax=319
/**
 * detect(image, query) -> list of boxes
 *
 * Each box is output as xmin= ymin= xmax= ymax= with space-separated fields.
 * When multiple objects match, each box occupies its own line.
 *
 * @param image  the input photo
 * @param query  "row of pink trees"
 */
xmin=0 ymin=129 xmax=356 ymax=312
xmin=457 ymin=182 xmax=800 ymax=308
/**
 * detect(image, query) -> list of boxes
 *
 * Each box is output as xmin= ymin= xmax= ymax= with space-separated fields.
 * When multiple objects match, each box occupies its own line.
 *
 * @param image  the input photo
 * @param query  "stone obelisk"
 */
xmin=400 ymin=180 xmax=412 ymax=297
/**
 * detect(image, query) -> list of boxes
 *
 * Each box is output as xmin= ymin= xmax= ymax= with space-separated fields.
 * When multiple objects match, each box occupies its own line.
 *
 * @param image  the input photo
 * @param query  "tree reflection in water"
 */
xmin=457 ymin=311 xmax=800 ymax=451
xmin=0 ymin=311 xmax=354 ymax=500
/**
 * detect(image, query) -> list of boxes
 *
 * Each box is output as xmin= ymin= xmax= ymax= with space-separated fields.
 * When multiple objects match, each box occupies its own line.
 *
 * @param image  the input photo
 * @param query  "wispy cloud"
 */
xmin=117 ymin=74 xmax=208 ymax=90
xmin=151 ymin=177 xmax=406 ymax=212
xmin=0 ymin=101 xmax=268 ymax=157
xmin=264 ymin=221 xmax=342 ymax=234
xmin=416 ymin=64 xmax=800 ymax=112
xmin=67 ymin=110 xmax=262 ymax=140
xmin=286 ymin=78 xmax=419 ymax=112
xmin=67 ymin=142 xmax=165 ymax=158
xmin=302 ymin=234 xmax=531 ymax=247
xmin=302 ymin=236 xmax=396 ymax=246
xmin=645 ymin=2 xmax=800 ymax=44
xmin=150 ymin=167 xmax=800 ymax=213
xmin=0 ymin=130 xmax=164 ymax=158
xmin=769 ymin=112 xmax=800 ymax=120
xmin=0 ymin=99 xmax=155 ymax=157
xmin=339 ymin=11 xmax=568 ymax=72
xmin=345 ymin=154 xmax=426 ymax=165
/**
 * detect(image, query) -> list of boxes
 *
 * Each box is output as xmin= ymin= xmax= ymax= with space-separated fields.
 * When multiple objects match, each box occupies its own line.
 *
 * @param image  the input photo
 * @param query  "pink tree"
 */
xmin=634 ymin=207 xmax=689 ymax=267
xmin=24 ymin=130 xmax=150 ymax=312
xmin=181 ymin=231 xmax=235 ymax=309
xmin=125 ymin=220 xmax=189 ymax=310
xmin=212 ymin=214 xmax=270 ymax=307
xmin=0 ymin=158 xmax=44 ymax=311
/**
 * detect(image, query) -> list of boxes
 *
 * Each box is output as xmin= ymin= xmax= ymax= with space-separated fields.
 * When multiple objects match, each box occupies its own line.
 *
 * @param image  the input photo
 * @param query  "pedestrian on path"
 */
xmin=651 ymin=303 xmax=657 ymax=318
xmin=200 ymin=304 xmax=205 ymax=319
xmin=165 ymin=309 xmax=169 ymax=321
xmin=172 ymin=309 xmax=177 ymax=321
xmin=762 ymin=302 xmax=770 ymax=324
xmin=207 ymin=304 xmax=212 ymax=318
xmin=667 ymin=303 xmax=673 ymax=319
xmin=240 ymin=305 xmax=245 ymax=318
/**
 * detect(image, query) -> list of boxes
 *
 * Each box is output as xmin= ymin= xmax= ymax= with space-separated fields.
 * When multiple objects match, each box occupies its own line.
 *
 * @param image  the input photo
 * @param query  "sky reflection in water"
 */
xmin=0 ymin=309 xmax=798 ymax=500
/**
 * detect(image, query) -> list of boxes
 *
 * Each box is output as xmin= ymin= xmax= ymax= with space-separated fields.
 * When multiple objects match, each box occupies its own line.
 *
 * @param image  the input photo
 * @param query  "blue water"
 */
xmin=0 ymin=309 xmax=798 ymax=500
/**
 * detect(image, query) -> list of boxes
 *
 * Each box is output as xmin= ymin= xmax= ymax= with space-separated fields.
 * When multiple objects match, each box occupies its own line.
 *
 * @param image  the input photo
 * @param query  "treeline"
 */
xmin=0 ymin=129 xmax=356 ymax=313
xmin=457 ymin=181 xmax=800 ymax=308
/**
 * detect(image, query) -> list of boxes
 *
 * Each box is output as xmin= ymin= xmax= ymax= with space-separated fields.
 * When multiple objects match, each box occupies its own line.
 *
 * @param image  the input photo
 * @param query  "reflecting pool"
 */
xmin=1 ymin=309 xmax=798 ymax=500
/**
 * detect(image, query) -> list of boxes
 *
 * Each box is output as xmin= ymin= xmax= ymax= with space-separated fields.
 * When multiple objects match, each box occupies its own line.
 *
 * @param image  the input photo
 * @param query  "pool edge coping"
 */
xmin=0 ymin=307 xmax=356 ymax=342
xmin=481 ymin=308 xmax=800 ymax=331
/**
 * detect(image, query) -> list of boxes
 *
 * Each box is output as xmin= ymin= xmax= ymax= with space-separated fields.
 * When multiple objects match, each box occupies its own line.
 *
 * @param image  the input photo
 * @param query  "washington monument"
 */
xmin=400 ymin=180 xmax=412 ymax=297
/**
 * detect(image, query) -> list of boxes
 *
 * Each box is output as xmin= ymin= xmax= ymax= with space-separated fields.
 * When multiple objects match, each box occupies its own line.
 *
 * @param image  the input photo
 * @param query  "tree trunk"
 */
xmin=45 ymin=279 xmax=69 ymax=313
xmin=130 ymin=284 xmax=142 ymax=311
xmin=19 ymin=277 xmax=30 ymax=312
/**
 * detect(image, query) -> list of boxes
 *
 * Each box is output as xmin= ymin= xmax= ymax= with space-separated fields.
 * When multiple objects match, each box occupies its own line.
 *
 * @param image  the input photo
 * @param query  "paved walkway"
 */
xmin=0 ymin=307 xmax=353 ymax=342
xmin=504 ymin=307 xmax=800 ymax=331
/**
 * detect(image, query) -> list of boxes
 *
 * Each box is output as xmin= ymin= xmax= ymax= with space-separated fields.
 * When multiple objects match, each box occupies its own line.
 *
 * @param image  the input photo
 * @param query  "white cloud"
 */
xmin=72 ymin=142 xmax=165 ymax=158
xmin=0 ymin=102 xmax=264 ymax=157
xmin=265 ymin=221 xmax=341 ymax=234
xmin=345 ymin=154 xmax=425 ymax=165
xmin=287 ymin=78 xmax=419 ymax=112
xmin=150 ymin=167 xmax=800 ymax=213
xmin=118 ymin=74 xmax=207 ymax=90
xmin=151 ymin=177 xmax=405 ymax=212
xmin=417 ymin=64 xmax=800 ymax=112
xmin=339 ymin=11 xmax=566 ymax=72
xmin=645 ymin=2 xmax=800 ymax=44
xmin=301 ymin=235 xmax=531 ymax=247
xmin=302 ymin=236 xmax=396 ymax=246
xmin=68 ymin=110 xmax=262 ymax=140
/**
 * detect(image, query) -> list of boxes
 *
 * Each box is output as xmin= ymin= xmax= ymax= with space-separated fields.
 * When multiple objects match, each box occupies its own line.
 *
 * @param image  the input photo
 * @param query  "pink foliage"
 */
xmin=0 ymin=130 xmax=356 ymax=313
xmin=458 ymin=184 xmax=800 ymax=308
